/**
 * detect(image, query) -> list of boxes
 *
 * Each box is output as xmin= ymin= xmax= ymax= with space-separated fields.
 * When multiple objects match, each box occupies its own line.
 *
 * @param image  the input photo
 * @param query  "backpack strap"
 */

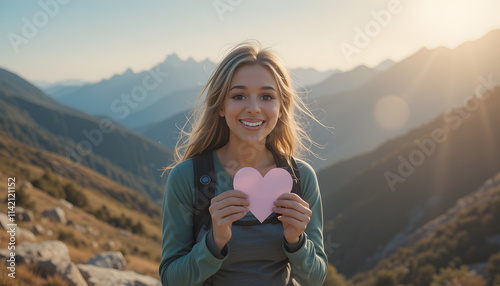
xmin=192 ymin=151 xmax=217 ymax=242
xmin=271 ymin=150 xmax=302 ymax=197
xmin=192 ymin=150 xmax=302 ymax=239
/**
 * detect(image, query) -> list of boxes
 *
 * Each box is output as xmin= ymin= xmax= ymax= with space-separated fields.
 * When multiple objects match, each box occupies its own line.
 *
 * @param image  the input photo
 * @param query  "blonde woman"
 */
xmin=159 ymin=41 xmax=327 ymax=285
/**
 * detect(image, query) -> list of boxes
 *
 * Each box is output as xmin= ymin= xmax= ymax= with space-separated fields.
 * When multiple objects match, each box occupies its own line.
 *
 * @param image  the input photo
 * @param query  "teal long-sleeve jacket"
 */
xmin=159 ymin=150 xmax=327 ymax=285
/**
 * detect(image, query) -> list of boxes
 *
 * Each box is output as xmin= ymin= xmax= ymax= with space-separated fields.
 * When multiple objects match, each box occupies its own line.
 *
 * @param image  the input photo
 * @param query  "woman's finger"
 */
xmin=273 ymin=207 xmax=311 ymax=223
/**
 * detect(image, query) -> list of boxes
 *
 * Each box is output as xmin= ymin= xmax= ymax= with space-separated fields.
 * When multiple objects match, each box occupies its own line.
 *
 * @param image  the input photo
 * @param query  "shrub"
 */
xmin=63 ymin=183 xmax=88 ymax=208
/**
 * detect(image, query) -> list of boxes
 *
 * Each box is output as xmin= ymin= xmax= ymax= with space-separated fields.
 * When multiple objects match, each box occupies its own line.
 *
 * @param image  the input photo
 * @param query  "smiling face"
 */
xmin=219 ymin=64 xmax=282 ymax=145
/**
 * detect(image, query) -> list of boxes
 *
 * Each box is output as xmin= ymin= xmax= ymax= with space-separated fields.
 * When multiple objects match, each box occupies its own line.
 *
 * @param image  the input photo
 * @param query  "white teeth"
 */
xmin=241 ymin=120 xmax=263 ymax=127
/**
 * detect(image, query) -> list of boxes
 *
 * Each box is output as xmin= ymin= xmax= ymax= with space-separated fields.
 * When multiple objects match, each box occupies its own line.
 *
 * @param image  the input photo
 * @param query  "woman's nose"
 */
xmin=245 ymin=95 xmax=261 ymax=113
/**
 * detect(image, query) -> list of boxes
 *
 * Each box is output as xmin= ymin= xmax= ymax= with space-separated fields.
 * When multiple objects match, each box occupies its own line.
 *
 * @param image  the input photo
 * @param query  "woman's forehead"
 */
xmin=229 ymin=65 xmax=277 ymax=89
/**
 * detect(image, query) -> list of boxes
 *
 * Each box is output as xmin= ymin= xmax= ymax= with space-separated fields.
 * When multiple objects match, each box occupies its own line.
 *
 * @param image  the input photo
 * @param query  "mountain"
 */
xmin=133 ymin=63 xmax=383 ymax=151
xmin=44 ymin=54 xmax=218 ymax=128
xmin=34 ymin=79 xmax=87 ymax=90
xmin=347 ymin=172 xmax=500 ymax=285
xmin=290 ymin=67 xmax=339 ymax=88
xmin=0 ymin=67 xmax=173 ymax=204
xmin=319 ymin=86 xmax=500 ymax=277
xmin=304 ymin=65 xmax=381 ymax=99
xmin=306 ymin=29 xmax=500 ymax=170
xmin=373 ymin=59 xmax=396 ymax=71
xmin=43 ymin=53 xmax=339 ymax=130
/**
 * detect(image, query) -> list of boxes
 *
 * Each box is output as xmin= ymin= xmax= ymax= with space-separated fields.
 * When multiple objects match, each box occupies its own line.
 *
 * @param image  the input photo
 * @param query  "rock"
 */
xmin=121 ymin=229 xmax=132 ymax=237
xmin=0 ymin=213 xmax=36 ymax=241
xmin=16 ymin=206 xmax=34 ymax=222
xmin=0 ymin=212 xmax=12 ymax=231
xmin=38 ymin=258 xmax=87 ymax=286
xmin=33 ymin=224 xmax=45 ymax=235
xmin=13 ymin=240 xmax=70 ymax=264
xmin=87 ymin=251 xmax=126 ymax=270
xmin=0 ymin=240 xmax=87 ymax=286
xmin=91 ymin=241 xmax=99 ymax=249
xmin=73 ymin=224 xmax=87 ymax=234
xmin=19 ymin=228 xmax=36 ymax=241
xmin=21 ymin=180 xmax=33 ymax=190
xmin=87 ymin=226 xmax=99 ymax=236
xmin=59 ymin=199 xmax=74 ymax=210
xmin=77 ymin=264 xmax=161 ymax=286
xmin=105 ymin=240 xmax=116 ymax=250
xmin=42 ymin=207 xmax=67 ymax=224
xmin=47 ymin=229 xmax=54 ymax=237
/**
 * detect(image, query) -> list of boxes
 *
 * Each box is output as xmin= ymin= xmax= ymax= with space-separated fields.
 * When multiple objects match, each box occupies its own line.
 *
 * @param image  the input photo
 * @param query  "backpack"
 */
xmin=192 ymin=149 xmax=302 ymax=241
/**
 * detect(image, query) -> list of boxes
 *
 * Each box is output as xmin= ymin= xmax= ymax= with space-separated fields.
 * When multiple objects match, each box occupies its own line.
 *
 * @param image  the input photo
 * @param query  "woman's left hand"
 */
xmin=272 ymin=193 xmax=312 ymax=245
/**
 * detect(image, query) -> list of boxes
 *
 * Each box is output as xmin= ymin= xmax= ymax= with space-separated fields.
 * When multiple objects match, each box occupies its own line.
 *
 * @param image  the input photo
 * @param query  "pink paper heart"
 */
xmin=233 ymin=167 xmax=293 ymax=223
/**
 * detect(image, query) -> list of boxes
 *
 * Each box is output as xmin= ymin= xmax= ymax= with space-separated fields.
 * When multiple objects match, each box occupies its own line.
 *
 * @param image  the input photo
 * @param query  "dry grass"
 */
xmin=0 ymin=134 xmax=164 ymax=282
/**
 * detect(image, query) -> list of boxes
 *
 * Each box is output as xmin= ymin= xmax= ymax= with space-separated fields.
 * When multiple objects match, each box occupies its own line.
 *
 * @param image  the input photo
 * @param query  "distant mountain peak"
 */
xmin=373 ymin=59 xmax=395 ymax=71
xmin=123 ymin=68 xmax=134 ymax=76
xmin=163 ymin=53 xmax=182 ymax=65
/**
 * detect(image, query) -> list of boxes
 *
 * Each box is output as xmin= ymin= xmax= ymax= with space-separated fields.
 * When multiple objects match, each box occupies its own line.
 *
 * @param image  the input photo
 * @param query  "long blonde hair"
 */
xmin=162 ymin=41 xmax=329 ymax=174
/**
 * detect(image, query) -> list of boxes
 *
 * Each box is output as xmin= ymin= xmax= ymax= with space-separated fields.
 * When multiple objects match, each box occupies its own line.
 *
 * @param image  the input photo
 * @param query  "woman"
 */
xmin=159 ymin=41 xmax=328 ymax=285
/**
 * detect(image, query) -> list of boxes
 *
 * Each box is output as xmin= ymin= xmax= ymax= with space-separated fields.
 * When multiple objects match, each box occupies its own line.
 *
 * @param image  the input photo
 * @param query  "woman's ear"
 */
xmin=219 ymin=108 xmax=225 ymax=117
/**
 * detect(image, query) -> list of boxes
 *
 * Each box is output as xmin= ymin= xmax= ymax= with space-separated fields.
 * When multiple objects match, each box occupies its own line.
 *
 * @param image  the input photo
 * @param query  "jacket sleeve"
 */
xmin=158 ymin=162 xmax=227 ymax=286
xmin=282 ymin=160 xmax=328 ymax=285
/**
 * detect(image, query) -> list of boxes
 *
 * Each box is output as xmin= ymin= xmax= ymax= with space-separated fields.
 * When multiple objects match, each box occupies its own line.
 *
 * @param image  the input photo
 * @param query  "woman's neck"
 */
xmin=216 ymin=139 xmax=275 ymax=173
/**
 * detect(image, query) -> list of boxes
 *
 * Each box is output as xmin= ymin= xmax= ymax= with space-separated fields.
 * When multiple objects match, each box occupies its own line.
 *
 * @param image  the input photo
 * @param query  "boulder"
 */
xmin=33 ymin=224 xmax=45 ymax=235
xmin=38 ymin=258 xmax=87 ymax=286
xmin=13 ymin=240 xmax=70 ymax=264
xmin=42 ymin=207 xmax=67 ymax=224
xmin=87 ymin=251 xmax=126 ymax=270
xmin=0 ymin=240 xmax=87 ymax=286
xmin=59 ymin=199 xmax=74 ymax=210
xmin=77 ymin=264 xmax=161 ymax=286
xmin=18 ymin=228 xmax=36 ymax=241
xmin=16 ymin=206 xmax=34 ymax=222
xmin=0 ymin=212 xmax=36 ymax=241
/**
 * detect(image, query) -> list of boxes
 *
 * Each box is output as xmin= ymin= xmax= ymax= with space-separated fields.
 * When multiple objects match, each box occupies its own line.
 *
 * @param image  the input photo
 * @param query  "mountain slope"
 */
xmin=305 ymin=65 xmax=381 ymax=99
xmin=320 ymin=86 xmax=500 ymax=277
xmin=348 ymin=172 xmax=500 ymax=285
xmin=0 ymin=67 xmax=172 ymax=204
xmin=307 ymin=29 xmax=500 ymax=170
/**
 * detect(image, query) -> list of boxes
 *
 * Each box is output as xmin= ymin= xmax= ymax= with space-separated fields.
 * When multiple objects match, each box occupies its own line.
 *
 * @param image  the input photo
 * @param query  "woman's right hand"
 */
xmin=209 ymin=190 xmax=249 ymax=251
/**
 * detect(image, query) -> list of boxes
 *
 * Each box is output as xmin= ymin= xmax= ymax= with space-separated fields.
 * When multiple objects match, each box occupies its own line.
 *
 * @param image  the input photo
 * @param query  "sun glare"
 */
xmin=374 ymin=95 xmax=410 ymax=131
xmin=416 ymin=0 xmax=492 ymax=47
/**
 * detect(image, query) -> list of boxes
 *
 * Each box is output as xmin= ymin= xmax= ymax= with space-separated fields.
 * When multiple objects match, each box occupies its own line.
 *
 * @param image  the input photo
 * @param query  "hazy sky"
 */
xmin=1 ymin=0 xmax=499 ymax=83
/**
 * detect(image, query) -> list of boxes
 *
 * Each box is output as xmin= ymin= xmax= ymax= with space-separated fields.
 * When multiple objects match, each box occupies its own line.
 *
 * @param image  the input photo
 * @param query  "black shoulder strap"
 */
xmin=192 ymin=151 xmax=217 ymax=242
xmin=271 ymin=150 xmax=302 ymax=198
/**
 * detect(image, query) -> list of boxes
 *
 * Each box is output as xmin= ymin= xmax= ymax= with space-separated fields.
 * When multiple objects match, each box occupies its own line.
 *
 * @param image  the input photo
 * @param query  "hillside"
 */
xmin=0 ymin=67 xmax=172 ymax=204
xmin=347 ymin=172 xmax=500 ymax=285
xmin=0 ymin=130 xmax=163 ymax=280
xmin=320 ymin=86 xmax=500 ymax=277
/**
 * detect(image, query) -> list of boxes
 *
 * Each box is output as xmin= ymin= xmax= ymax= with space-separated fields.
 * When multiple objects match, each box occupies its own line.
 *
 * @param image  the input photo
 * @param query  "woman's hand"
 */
xmin=272 ymin=193 xmax=312 ymax=244
xmin=209 ymin=190 xmax=249 ymax=251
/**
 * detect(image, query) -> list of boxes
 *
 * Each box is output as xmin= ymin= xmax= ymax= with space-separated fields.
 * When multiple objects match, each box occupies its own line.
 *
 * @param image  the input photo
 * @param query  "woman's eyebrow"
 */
xmin=229 ymin=85 xmax=276 ymax=91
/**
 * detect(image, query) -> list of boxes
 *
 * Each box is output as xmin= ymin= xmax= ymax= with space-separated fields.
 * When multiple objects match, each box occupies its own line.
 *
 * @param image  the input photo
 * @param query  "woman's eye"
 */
xmin=262 ymin=94 xmax=273 ymax=101
xmin=232 ymin=94 xmax=245 ymax=100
